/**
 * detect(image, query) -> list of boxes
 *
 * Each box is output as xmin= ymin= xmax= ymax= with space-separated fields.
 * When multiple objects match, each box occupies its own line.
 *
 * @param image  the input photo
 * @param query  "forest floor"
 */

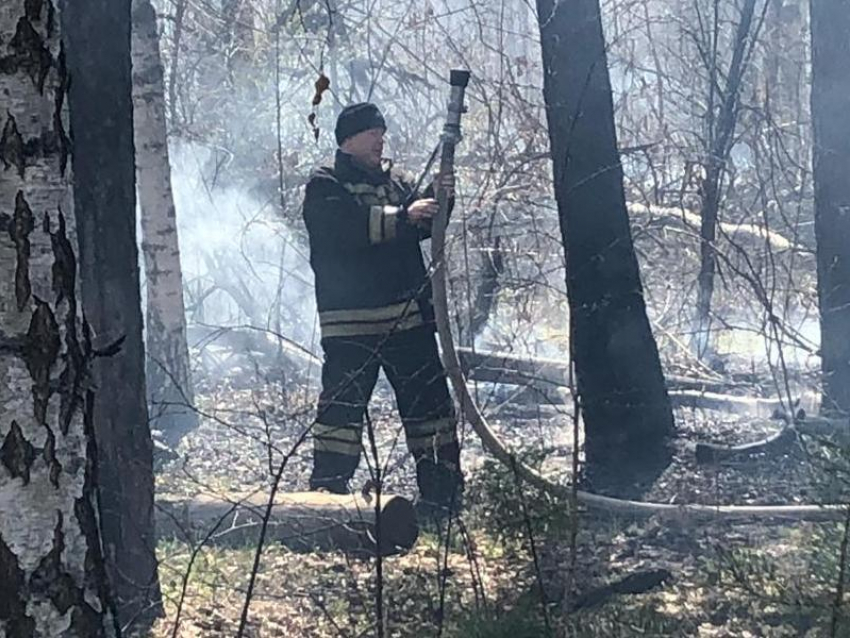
xmin=147 ymin=361 xmax=848 ymax=637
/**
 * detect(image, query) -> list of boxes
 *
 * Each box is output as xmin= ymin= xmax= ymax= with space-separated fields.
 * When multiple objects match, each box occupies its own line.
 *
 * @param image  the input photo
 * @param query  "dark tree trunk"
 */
xmin=535 ymin=0 xmax=674 ymax=478
xmin=63 ymin=0 xmax=163 ymax=629
xmin=694 ymin=0 xmax=760 ymax=361
xmin=810 ymin=1 xmax=850 ymax=416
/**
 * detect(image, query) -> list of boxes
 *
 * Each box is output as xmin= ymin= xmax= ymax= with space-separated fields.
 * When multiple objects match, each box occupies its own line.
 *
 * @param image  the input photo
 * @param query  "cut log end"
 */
xmin=376 ymin=495 xmax=418 ymax=555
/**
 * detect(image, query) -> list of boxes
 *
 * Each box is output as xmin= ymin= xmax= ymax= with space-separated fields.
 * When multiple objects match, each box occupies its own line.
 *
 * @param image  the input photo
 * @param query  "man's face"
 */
xmin=341 ymin=127 xmax=385 ymax=170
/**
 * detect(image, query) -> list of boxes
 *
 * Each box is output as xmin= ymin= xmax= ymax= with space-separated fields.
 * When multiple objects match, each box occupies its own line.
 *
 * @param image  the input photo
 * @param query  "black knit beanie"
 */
xmin=334 ymin=103 xmax=386 ymax=145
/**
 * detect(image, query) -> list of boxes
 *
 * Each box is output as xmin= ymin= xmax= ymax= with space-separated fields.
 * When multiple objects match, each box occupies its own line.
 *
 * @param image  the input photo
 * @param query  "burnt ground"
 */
xmin=149 ymin=365 xmax=848 ymax=638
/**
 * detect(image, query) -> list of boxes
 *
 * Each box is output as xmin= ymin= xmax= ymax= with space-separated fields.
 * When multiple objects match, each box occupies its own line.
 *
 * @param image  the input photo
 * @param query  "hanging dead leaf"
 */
xmin=315 ymin=73 xmax=330 ymax=93
xmin=312 ymin=73 xmax=330 ymax=106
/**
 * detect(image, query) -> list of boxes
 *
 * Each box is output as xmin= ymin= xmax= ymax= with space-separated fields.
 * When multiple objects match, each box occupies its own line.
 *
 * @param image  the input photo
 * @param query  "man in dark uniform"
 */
xmin=303 ymin=103 xmax=463 ymax=511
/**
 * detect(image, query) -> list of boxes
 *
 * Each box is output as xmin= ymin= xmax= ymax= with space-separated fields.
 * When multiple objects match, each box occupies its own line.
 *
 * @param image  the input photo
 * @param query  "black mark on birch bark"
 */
xmin=58 ymin=361 xmax=83 ymax=436
xmin=46 ymin=0 xmax=55 ymax=39
xmin=0 ymin=329 xmax=25 ymax=356
xmin=23 ymin=298 xmax=60 ymax=427
xmin=49 ymin=211 xmax=76 ymax=305
xmin=25 ymin=0 xmax=43 ymax=21
xmin=8 ymin=16 xmax=53 ymax=92
xmin=0 ymin=112 xmax=69 ymax=174
xmin=0 ymin=534 xmax=35 ymax=636
xmin=54 ymin=44 xmax=70 ymax=175
xmin=43 ymin=426 xmax=61 ymax=487
xmin=29 ymin=511 xmax=78 ymax=614
xmin=0 ymin=421 xmax=37 ymax=484
xmin=0 ymin=114 xmax=26 ymax=178
xmin=75 ymin=403 xmax=115 ymax=637
xmin=47 ymin=211 xmax=86 ymax=434
xmin=11 ymin=192 xmax=34 ymax=311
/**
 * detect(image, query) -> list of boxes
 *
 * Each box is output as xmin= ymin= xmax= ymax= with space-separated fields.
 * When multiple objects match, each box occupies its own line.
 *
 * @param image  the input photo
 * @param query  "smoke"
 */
xmin=170 ymin=140 xmax=317 ymax=344
xmin=136 ymin=139 xmax=321 ymax=390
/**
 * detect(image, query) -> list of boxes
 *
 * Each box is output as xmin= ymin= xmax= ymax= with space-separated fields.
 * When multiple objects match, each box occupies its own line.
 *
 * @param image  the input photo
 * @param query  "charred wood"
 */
xmin=695 ymin=416 xmax=850 ymax=464
xmin=695 ymin=426 xmax=797 ymax=464
xmin=570 ymin=568 xmax=673 ymax=611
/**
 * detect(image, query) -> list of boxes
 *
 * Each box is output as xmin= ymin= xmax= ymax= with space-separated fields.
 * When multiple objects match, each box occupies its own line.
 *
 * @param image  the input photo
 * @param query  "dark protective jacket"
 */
xmin=303 ymin=150 xmax=446 ymax=339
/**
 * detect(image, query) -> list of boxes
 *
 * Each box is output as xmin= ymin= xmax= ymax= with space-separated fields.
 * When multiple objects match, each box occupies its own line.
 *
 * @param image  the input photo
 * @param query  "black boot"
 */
xmin=414 ymin=443 xmax=464 ymax=520
xmin=308 ymin=474 xmax=351 ymax=494
xmin=310 ymin=450 xmax=359 ymax=494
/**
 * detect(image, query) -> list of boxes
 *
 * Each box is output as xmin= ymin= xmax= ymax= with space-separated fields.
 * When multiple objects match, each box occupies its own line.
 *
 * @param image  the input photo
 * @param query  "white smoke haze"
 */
xmin=136 ymin=139 xmax=322 ymax=392
xmin=170 ymin=140 xmax=317 ymax=342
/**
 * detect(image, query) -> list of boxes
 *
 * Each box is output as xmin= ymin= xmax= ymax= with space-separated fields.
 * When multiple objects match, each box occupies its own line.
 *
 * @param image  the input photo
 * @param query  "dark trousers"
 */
xmin=309 ymin=326 xmax=463 ymax=505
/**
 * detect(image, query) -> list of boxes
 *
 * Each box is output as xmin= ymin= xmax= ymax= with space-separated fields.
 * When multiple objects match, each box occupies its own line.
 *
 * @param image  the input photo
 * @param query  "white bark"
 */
xmin=132 ymin=0 xmax=197 ymax=445
xmin=0 ymin=1 xmax=116 ymax=634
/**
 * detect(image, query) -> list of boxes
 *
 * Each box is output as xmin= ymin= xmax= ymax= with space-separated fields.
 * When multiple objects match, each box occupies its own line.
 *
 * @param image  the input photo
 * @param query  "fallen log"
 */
xmin=695 ymin=426 xmax=798 ymax=464
xmin=570 ymin=568 xmax=673 ymax=611
xmin=458 ymin=347 xmax=744 ymax=394
xmin=156 ymin=491 xmax=418 ymax=556
xmin=458 ymin=347 xmax=571 ymax=388
xmin=186 ymin=323 xmax=321 ymax=378
xmin=627 ymin=202 xmax=806 ymax=254
xmin=459 ymin=348 xmax=803 ymax=417
xmin=796 ymin=416 xmax=850 ymax=437
xmin=668 ymin=389 xmax=791 ymax=417
xmin=694 ymin=416 xmax=850 ymax=464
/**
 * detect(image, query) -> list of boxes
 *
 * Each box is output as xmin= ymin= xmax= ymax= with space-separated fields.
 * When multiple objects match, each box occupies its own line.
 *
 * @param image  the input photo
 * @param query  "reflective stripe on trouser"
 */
xmin=404 ymin=417 xmax=461 ymax=507
xmin=318 ymin=300 xmax=425 ymax=339
xmin=309 ymin=325 xmax=463 ymax=503
xmin=404 ymin=417 xmax=457 ymax=452
xmin=313 ymin=422 xmax=363 ymax=456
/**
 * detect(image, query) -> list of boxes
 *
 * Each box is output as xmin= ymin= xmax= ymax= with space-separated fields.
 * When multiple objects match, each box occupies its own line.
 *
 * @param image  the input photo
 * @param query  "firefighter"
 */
xmin=302 ymin=102 xmax=463 ymax=512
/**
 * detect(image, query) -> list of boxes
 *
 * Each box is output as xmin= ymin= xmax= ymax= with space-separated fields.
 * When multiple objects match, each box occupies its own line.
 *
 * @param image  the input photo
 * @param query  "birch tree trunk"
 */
xmin=810 ymin=1 xmax=850 ymax=416
xmin=0 ymin=1 xmax=118 ymax=634
xmin=536 ymin=0 xmax=674 ymax=486
xmin=132 ymin=0 xmax=198 ymax=447
xmin=63 ymin=0 xmax=163 ymax=628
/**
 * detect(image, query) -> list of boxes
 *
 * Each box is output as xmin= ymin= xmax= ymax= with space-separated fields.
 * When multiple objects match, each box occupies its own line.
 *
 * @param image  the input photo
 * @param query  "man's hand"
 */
xmin=407 ymin=198 xmax=439 ymax=223
xmin=406 ymin=173 xmax=454 ymax=224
